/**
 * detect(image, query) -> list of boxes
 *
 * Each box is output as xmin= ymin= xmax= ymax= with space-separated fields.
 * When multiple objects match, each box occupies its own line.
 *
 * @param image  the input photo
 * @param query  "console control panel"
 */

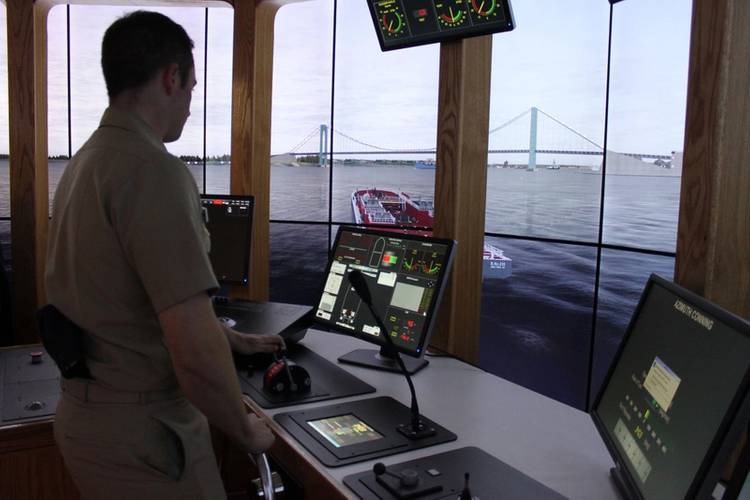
xmin=1 ymin=346 xmax=60 ymax=423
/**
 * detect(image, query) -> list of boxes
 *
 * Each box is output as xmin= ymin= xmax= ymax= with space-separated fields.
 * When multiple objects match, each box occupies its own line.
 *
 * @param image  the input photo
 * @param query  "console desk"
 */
xmin=248 ymin=329 xmax=621 ymax=500
xmin=1 ymin=332 xmax=621 ymax=499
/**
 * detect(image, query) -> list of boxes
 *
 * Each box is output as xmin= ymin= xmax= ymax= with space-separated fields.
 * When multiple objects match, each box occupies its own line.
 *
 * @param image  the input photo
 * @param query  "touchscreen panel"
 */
xmin=307 ymin=414 xmax=384 ymax=448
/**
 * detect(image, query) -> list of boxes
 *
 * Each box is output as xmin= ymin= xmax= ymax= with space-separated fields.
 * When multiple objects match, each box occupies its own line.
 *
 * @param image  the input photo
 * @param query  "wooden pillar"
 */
xmin=6 ymin=0 xmax=51 ymax=343
xmin=431 ymin=35 xmax=493 ymax=363
xmin=229 ymin=0 xmax=260 ymax=300
xmin=676 ymin=0 xmax=750 ymax=482
xmin=675 ymin=0 xmax=750 ymax=319
xmin=229 ymin=0 xmax=284 ymax=301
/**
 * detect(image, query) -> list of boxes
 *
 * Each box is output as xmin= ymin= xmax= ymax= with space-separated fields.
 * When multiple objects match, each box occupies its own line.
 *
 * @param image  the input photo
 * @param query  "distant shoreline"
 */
xmin=0 ymin=157 xmax=682 ymax=177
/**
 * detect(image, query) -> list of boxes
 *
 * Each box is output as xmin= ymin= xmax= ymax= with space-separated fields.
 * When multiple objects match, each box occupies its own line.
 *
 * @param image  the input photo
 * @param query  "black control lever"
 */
xmin=373 ymin=462 xmax=420 ymax=488
xmin=275 ymin=351 xmax=298 ymax=392
xmin=349 ymin=270 xmax=435 ymax=439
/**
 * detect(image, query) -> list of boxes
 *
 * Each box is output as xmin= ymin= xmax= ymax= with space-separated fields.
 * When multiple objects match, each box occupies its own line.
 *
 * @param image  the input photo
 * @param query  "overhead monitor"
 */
xmin=591 ymin=274 xmax=750 ymax=500
xmin=367 ymin=0 xmax=515 ymax=52
xmin=314 ymin=227 xmax=455 ymax=373
xmin=200 ymin=194 xmax=254 ymax=286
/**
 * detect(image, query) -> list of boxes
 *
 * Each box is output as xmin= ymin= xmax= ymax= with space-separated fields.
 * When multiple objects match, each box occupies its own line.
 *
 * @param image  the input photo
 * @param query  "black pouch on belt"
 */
xmin=36 ymin=304 xmax=92 ymax=379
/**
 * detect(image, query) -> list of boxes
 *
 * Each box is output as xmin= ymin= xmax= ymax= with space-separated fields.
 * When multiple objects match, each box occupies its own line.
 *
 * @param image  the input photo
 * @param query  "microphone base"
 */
xmin=339 ymin=348 xmax=429 ymax=374
xmin=397 ymin=421 xmax=437 ymax=440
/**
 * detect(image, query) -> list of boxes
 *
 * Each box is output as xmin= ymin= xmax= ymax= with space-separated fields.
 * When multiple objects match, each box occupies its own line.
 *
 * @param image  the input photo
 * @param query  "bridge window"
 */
xmin=480 ymin=0 xmax=691 ymax=409
xmin=592 ymin=250 xmax=676 ymax=398
xmin=0 ymin=3 xmax=10 ymax=278
xmin=481 ymin=0 xmax=610 ymax=408
xmin=603 ymin=0 xmax=690 ymax=253
xmin=270 ymin=223 xmax=330 ymax=306
xmin=65 ymin=6 xmax=208 ymax=193
xmin=592 ymin=0 xmax=691 ymax=401
xmin=204 ymin=7 xmax=234 ymax=195
xmin=331 ymin=1 xmax=439 ymax=228
xmin=47 ymin=6 xmax=69 ymax=217
xmin=267 ymin=1 xmax=333 ymax=305
xmin=270 ymin=0 xmax=333 ymax=222
xmin=480 ymin=237 xmax=599 ymax=405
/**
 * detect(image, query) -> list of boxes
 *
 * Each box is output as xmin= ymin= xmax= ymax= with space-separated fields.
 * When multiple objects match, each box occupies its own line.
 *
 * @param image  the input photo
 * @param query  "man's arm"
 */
xmin=221 ymin=324 xmax=286 ymax=355
xmin=159 ymin=292 xmax=274 ymax=453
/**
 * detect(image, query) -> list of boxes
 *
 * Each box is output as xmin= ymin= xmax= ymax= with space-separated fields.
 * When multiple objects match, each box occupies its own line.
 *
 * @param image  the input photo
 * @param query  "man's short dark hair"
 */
xmin=102 ymin=11 xmax=194 ymax=99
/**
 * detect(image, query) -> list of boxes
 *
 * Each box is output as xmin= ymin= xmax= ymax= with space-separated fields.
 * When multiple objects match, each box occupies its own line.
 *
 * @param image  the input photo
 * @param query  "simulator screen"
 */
xmin=307 ymin=414 xmax=383 ymax=448
xmin=367 ymin=0 xmax=515 ymax=51
xmin=200 ymin=195 xmax=254 ymax=285
xmin=593 ymin=276 xmax=750 ymax=499
xmin=314 ymin=228 xmax=454 ymax=357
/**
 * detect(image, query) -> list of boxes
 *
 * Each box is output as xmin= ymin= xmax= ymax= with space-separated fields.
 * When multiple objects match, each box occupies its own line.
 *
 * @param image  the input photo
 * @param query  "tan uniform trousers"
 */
xmin=55 ymin=379 xmax=226 ymax=500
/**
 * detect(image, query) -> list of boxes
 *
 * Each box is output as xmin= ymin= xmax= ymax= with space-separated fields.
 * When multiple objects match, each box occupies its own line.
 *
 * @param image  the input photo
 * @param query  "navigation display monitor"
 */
xmin=314 ymin=227 xmax=455 ymax=359
xmin=592 ymin=275 xmax=750 ymax=500
xmin=307 ymin=414 xmax=383 ymax=448
xmin=367 ymin=0 xmax=515 ymax=52
xmin=200 ymin=194 xmax=254 ymax=286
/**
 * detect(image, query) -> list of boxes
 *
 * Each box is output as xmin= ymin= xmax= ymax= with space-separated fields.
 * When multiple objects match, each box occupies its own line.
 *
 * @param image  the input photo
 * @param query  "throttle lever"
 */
xmin=249 ymin=452 xmax=277 ymax=499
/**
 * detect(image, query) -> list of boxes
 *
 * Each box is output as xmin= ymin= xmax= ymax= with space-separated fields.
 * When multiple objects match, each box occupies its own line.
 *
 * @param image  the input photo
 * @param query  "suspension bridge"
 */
xmin=285 ymin=107 xmax=673 ymax=169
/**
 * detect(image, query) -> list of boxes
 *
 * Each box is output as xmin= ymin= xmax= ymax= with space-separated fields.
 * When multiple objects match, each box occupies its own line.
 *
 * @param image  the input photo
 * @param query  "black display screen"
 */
xmin=367 ymin=0 xmax=515 ymax=51
xmin=314 ymin=227 xmax=455 ymax=357
xmin=592 ymin=275 xmax=750 ymax=499
xmin=200 ymin=195 xmax=254 ymax=286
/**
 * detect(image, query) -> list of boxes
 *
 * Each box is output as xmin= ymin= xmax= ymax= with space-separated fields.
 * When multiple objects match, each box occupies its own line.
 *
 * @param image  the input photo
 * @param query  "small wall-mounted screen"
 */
xmin=307 ymin=414 xmax=384 ymax=448
xmin=367 ymin=0 xmax=515 ymax=51
xmin=200 ymin=195 xmax=254 ymax=286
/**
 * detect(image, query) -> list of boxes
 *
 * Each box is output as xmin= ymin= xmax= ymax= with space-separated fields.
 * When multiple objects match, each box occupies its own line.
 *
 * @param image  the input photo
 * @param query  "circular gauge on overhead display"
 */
xmin=374 ymin=1 xmax=409 ymax=40
xmin=435 ymin=0 xmax=468 ymax=30
xmin=382 ymin=11 xmax=404 ymax=35
xmin=469 ymin=0 xmax=506 ymax=24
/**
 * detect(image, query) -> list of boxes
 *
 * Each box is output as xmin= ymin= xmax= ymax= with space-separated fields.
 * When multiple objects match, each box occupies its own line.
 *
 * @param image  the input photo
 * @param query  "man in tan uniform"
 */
xmin=45 ymin=11 xmax=283 ymax=499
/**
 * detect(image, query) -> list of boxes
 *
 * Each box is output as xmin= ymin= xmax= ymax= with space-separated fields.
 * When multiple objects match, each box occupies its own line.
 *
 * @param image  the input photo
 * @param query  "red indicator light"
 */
xmin=416 ymin=8 xmax=427 ymax=17
xmin=212 ymin=200 xmax=223 ymax=205
xmin=407 ymin=320 xmax=415 ymax=328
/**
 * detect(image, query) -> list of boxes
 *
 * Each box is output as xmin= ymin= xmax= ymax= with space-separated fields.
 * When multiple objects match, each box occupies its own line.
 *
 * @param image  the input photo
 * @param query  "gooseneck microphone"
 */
xmin=348 ymin=270 xmax=435 ymax=439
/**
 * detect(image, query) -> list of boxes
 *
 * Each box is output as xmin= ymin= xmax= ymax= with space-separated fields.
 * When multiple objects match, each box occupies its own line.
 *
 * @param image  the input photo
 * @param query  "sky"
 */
xmin=0 ymin=0 xmax=693 ymax=158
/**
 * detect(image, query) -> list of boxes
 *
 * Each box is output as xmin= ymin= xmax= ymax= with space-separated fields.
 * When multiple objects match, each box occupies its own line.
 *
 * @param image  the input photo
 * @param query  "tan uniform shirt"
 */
xmin=45 ymin=107 xmax=218 ymax=392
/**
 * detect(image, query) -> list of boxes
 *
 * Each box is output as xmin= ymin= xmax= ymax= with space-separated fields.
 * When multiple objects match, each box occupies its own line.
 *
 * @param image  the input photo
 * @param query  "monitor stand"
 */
xmin=610 ymin=465 xmax=639 ymax=500
xmin=338 ymin=345 xmax=428 ymax=375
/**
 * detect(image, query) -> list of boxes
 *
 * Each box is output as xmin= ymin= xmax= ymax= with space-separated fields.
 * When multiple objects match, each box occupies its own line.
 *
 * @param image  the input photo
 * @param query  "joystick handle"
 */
xmin=280 ymin=353 xmax=297 ymax=392
xmin=373 ymin=462 xmax=390 ymax=478
xmin=373 ymin=462 xmax=420 ymax=488
xmin=263 ymin=354 xmax=312 ymax=395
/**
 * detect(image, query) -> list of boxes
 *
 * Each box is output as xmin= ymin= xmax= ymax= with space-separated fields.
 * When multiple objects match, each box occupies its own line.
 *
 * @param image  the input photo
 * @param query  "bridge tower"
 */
xmin=319 ymin=124 xmax=328 ymax=167
xmin=528 ymin=106 xmax=538 ymax=171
